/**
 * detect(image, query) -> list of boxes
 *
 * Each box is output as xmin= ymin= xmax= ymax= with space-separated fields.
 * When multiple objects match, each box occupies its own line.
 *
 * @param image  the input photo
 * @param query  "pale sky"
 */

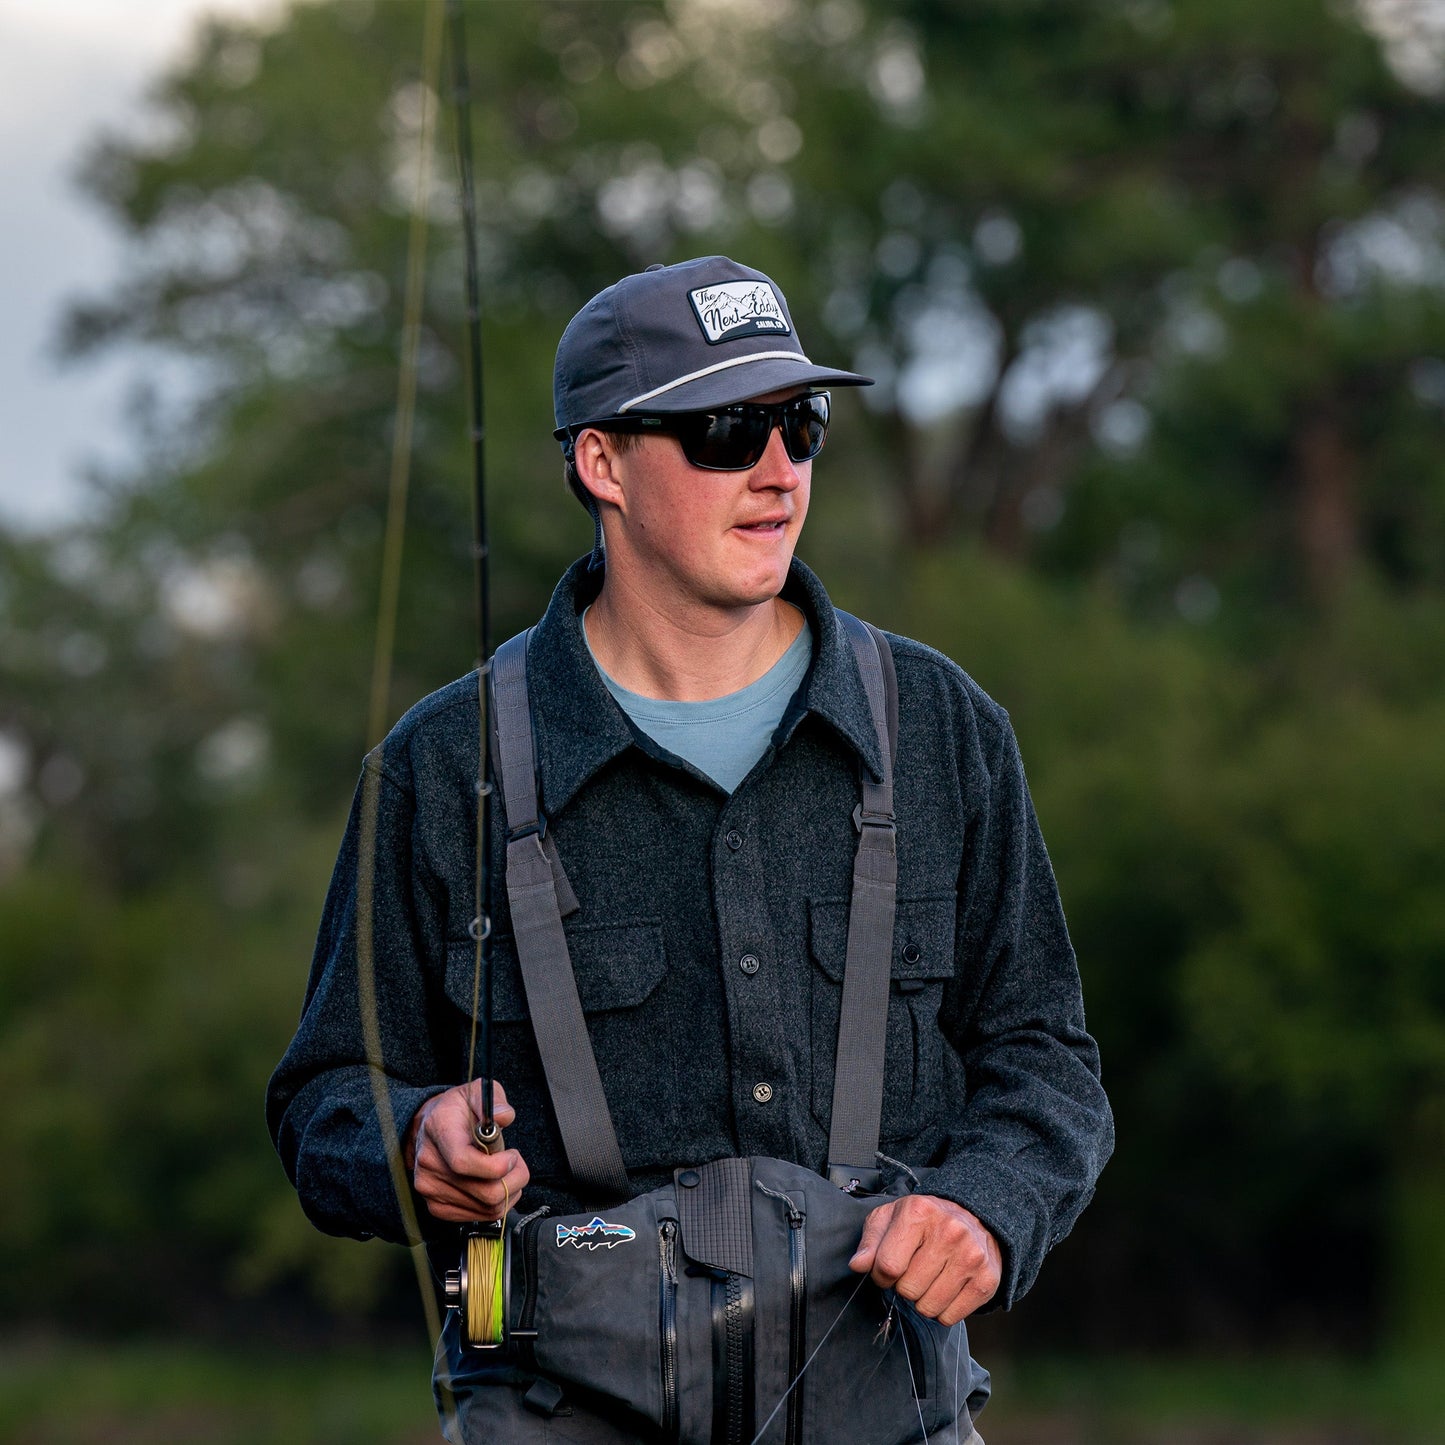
xmin=0 ymin=0 xmax=276 ymax=531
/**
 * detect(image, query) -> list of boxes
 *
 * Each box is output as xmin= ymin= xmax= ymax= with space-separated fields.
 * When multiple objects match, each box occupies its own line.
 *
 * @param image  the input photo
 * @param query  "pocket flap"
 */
xmin=445 ymin=919 xmax=666 ymax=1024
xmin=808 ymin=894 xmax=956 ymax=984
xmin=568 ymin=919 xmax=668 ymax=1011
xmin=445 ymin=938 xmax=530 ymax=1022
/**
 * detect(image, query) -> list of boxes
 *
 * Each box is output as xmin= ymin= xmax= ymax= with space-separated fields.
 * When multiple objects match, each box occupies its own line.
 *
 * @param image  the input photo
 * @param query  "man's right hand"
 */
xmin=404 ymin=1079 xmax=531 ymax=1223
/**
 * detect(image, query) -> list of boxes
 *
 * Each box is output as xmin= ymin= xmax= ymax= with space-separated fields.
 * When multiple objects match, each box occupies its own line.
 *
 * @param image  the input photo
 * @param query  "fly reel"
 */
xmin=443 ymin=1115 xmax=537 ymax=1349
xmin=444 ymin=1221 xmax=511 ymax=1349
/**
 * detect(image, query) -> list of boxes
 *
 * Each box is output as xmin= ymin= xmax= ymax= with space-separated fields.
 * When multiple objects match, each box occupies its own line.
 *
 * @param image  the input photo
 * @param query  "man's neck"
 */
xmin=584 ymin=575 xmax=805 ymax=702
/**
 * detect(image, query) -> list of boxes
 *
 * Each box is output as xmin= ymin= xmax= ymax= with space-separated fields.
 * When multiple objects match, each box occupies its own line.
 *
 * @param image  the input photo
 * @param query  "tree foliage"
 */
xmin=1 ymin=0 xmax=1443 ymax=1348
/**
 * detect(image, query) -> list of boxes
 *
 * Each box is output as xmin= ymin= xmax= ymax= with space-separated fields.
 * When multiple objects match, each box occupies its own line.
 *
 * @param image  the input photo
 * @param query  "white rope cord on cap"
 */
xmin=618 ymin=350 xmax=815 ymax=411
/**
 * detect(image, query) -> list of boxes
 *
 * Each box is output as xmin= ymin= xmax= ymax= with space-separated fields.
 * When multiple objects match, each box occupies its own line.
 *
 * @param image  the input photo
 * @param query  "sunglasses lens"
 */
xmin=668 ymin=392 xmax=832 ymax=470
xmin=678 ymin=409 xmax=770 ymax=470
xmin=781 ymin=394 xmax=830 ymax=462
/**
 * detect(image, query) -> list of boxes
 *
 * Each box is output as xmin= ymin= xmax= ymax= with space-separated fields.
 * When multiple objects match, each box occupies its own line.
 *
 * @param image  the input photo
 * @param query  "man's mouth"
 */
xmin=734 ymin=517 xmax=789 ymax=535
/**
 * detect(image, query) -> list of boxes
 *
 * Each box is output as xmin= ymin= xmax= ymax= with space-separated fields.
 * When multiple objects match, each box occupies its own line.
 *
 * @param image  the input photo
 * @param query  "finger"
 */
xmin=414 ymin=1087 xmax=483 ymax=1157
xmin=423 ymin=1136 xmax=525 ymax=1183
xmin=924 ymin=1242 xmax=1001 ymax=1325
xmin=423 ymin=1199 xmax=488 ymax=1223
xmin=934 ymin=1269 xmax=999 ymax=1326
xmin=418 ymin=1176 xmax=513 ymax=1217
xmin=911 ymin=1253 xmax=976 ymax=1320
xmin=416 ymin=1177 xmax=494 ymax=1215
xmin=420 ymin=1188 xmax=512 ymax=1224
xmin=464 ymin=1078 xmax=516 ymax=1130
xmin=423 ymin=1098 xmax=515 ymax=1166
xmin=418 ymin=1154 xmax=530 ymax=1219
xmin=848 ymin=1201 xmax=896 ymax=1274
xmin=417 ymin=1097 xmax=515 ymax=1163
xmin=869 ymin=1213 xmax=928 ymax=1289
xmin=888 ymin=1247 xmax=947 ymax=1308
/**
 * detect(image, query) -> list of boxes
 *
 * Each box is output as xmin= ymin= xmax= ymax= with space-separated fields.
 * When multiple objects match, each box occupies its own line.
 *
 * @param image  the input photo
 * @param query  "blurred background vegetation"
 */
xmin=2 ymin=0 xmax=1444 ymax=1439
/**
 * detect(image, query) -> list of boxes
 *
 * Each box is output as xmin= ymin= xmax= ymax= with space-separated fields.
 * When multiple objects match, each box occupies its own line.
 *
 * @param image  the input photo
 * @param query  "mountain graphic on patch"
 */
xmin=555 ymin=1216 xmax=638 ymax=1250
xmin=688 ymin=280 xmax=792 ymax=345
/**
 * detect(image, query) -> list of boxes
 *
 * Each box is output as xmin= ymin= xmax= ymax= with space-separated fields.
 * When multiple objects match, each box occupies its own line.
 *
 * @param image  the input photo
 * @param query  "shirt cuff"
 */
xmin=919 ymin=1152 xmax=1049 ymax=1312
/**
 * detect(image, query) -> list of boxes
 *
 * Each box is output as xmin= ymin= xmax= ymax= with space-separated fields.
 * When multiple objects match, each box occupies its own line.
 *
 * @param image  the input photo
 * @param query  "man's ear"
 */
xmin=572 ymin=429 xmax=628 ymax=512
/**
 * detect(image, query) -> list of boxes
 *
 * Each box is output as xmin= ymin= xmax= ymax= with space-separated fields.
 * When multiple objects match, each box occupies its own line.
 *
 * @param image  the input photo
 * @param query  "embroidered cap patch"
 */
xmin=556 ymin=1216 xmax=638 ymax=1250
xmin=688 ymin=280 xmax=791 ymax=345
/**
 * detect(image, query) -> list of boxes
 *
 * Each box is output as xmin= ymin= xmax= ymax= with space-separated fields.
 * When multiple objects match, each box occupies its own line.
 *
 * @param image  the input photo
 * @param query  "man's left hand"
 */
xmin=849 ymin=1194 xmax=1001 ymax=1325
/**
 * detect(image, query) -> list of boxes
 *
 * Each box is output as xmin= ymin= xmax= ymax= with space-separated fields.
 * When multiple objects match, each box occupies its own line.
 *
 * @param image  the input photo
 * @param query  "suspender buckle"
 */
xmin=507 ymin=810 xmax=547 ymax=843
xmin=852 ymin=803 xmax=895 ymax=834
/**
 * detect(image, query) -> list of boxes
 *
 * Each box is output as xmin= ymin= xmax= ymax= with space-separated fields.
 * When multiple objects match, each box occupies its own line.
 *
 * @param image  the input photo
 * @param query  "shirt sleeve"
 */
xmin=265 ymin=755 xmax=454 ymax=1245
xmin=922 ymin=710 xmax=1114 ymax=1310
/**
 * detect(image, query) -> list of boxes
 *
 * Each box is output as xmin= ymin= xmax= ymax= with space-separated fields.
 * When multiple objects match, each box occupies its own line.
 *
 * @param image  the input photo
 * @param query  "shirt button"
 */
xmin=725 ymin=829 xmax=744 ymax=851
xmin=739 ymin=954 xmax=760 ymax=975
xmin=752 ymin=1081 xmax=774 ymax=1104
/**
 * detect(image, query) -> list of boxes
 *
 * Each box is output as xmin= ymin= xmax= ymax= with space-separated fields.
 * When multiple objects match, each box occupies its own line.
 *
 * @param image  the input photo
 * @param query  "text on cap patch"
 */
xmin=687 ymin=281 xmax=791 ymax=345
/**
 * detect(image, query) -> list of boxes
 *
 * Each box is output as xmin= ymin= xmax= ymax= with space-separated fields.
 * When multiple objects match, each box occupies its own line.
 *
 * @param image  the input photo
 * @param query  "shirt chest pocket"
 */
xmin=443 ymin=918 xmax=675 ymax=1164
xmin=807 ymin=893 xmax=957 ymax=1142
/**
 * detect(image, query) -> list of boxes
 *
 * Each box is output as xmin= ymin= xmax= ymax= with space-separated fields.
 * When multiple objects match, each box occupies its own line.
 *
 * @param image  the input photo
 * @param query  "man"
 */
xmin=268 ymin=255 xmax=1113 ymax=1442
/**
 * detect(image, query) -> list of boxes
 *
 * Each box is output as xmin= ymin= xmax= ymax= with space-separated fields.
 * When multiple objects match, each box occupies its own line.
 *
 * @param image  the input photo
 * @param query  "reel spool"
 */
xmin=444 ymin=1222 xmax=510 ymax=1349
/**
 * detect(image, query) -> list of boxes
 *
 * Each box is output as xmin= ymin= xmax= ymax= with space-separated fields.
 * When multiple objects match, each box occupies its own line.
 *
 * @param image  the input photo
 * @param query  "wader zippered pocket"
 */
xmin=785 ymin=1199 xmax=807 ymax=1445
xmin=513 ymin=1212 xmax=544 ymax=1367
xmin=898 ymin=1307 xmax=928 ymax=1405
xmin=658 ymin=1219 xmax=679 ymax=1441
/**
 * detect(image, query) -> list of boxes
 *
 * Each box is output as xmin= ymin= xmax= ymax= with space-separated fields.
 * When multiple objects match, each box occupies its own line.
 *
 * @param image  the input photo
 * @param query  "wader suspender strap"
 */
xmin=491 ymin=629 xmax=630 ymax=1201
xmin=488 ymin=612 xmax=898 ymax=1202
xmin=826 ymin=611 xmax=899 ymax=1195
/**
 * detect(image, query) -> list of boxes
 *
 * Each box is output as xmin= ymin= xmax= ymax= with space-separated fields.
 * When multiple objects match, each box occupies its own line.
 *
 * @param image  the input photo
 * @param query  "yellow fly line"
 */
xmin=351 ymin=0 xmax=464 ymax=1382
xmin=354 ymin=0 xmax=510 ymax=1398
xmin=463 ymin=1178 xmax=509 ymax=1345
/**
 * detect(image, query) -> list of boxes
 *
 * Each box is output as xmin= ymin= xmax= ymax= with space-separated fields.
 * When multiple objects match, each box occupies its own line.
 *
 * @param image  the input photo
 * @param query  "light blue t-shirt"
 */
xmin=585 ymin=616 xmax=814 ymax=793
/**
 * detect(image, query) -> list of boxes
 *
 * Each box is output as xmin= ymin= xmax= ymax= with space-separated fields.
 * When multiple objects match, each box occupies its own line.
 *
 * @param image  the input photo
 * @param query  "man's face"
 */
xmin=601 ymin=388 xmax=811 ymax=615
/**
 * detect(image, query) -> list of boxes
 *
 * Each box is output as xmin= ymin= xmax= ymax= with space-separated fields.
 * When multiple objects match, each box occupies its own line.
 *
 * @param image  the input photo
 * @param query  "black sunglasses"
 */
xmin=576 ymin=392 xmax=831 ymax=472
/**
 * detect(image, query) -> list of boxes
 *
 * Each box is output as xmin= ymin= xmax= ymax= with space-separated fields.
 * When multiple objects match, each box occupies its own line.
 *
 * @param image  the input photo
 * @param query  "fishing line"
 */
xmin=911 ymin=1346 xmax=930 ymax=1445
xmin=357 ymin=0 xmax=512 ymax=1366
xmin=747 ymin=1273 xmax=871 ymax=1445
xmin=951 ymin=1323 xmax=965 ymax=1445
xmin=460 ymin=1176 xmax=508 ymax=1344
xmin=354 ymin=0 xmax=445 ymax=1362
xmin=367 ymin=0 xmax=443 ymax=755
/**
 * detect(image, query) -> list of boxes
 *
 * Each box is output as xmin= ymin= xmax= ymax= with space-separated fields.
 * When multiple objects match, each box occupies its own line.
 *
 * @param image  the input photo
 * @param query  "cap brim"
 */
xmin=631 ymin=356 xmax=873 ymax=414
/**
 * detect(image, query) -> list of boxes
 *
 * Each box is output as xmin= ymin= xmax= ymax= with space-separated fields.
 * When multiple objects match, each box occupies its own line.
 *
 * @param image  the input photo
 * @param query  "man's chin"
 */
xmin=732 ymin=561 xmax=794 ymax=609
xmin=703 ymin=577 xmax=789 ymax=612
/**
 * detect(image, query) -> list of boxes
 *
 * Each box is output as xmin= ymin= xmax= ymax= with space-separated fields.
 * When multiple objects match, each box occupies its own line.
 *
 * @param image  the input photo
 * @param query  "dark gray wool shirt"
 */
xmin=266 ymin=555 xmax=1114 ymax=1311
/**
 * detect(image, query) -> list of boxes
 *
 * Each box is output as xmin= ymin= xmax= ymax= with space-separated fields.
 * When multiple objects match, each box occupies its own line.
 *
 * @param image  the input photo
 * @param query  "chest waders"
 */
xmin=443 ymin=614 xmax=990 ymax=1443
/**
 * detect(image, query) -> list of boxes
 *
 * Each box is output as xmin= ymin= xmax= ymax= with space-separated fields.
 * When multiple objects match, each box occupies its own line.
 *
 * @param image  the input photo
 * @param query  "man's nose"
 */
xmin=748 ymin=425 xmax=804 ymax=490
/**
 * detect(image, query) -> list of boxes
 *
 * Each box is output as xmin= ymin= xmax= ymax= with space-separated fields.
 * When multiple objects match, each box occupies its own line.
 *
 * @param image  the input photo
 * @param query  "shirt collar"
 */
xmin=526 ymin=555 xmax=886 ymax=821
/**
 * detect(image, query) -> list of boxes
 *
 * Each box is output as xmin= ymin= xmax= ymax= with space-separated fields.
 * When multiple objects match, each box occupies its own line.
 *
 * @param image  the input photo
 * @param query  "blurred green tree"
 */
xmin=1 ymin=0 xmax=1443 ymax=1352
xmin=55 ymin=0 xmax=1445 ymax=630
xmin=892 ymin=552 xmax=1445 ymax=1356
xmin=12 ymin=0 xmax=1435 ymax=896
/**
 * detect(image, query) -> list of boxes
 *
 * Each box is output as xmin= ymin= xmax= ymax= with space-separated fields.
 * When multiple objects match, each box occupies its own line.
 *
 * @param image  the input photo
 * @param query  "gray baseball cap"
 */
xmin=553 ymin=255 xmax=872 ymax=441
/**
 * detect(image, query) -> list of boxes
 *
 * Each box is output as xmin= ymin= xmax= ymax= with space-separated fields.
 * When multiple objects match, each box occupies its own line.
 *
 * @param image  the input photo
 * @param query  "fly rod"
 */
xmin=447 ymin=0 xmax=498 ymax=1153
xmin=444 ymin=0 xmax=510 ymax=1350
